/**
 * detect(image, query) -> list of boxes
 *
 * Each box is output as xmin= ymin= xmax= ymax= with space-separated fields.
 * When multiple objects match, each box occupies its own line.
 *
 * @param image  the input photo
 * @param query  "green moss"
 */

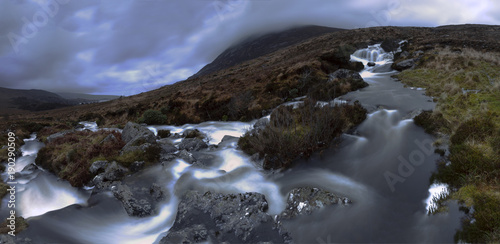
xmin=413 ymin=111 xmax=451 ymax=135
xmin=115 ymin=145 xmax=160 ymax=168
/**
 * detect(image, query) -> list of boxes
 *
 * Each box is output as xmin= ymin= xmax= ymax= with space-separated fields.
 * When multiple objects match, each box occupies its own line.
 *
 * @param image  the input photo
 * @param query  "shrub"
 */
xmin=238 ymin=99 xmax=367 ymax=169
xmin=139 ymin=110 xmax=167 ymax=125
xmin=413 ymin=110 xmax=451 ymax=135
xmin=35 ymin=130 xmax=125 ymax=187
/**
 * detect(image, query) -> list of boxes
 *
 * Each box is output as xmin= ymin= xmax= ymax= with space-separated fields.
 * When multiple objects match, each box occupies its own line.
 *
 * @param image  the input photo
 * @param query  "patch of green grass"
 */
xmin=397 ymin=47 xmax=500 ymax=243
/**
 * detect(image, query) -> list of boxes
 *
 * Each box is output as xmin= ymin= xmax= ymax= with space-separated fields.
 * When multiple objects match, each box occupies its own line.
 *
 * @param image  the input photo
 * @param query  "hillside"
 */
xmin=0 ymin=87 xmax=75 ymax=116
xmin=193 ymin=25 xmax=344 ymax=77
xmin=4 ymin=25 xmax=500 ymax=127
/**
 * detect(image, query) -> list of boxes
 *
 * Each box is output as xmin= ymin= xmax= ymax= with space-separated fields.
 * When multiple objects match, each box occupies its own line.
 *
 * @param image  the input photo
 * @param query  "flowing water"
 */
xmin=1 ymin=45 xmax=462 ymax=243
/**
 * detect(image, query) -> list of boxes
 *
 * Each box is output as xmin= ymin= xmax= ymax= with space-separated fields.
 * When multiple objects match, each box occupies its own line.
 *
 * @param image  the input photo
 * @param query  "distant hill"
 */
xmin=0 ymin=87 xmax=75 ymax=114
xmin=0 ymin=88 xmax=119 ymax=115
xmin=57 ymin=92 xmax=119 ymax=104
xmin=193 ymin=25 xmax=344 ymax=77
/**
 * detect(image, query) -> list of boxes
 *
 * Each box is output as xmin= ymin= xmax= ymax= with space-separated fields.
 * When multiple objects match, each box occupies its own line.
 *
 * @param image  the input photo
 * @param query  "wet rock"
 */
xmin=150 ymin=183 xmax=164 ymax=201
xmin=21 ymin=163 xmax=38 ymax=172
xmin=392 ymin=59 xmax=416 ymax=71
xmin=89 ymin=160 xmax=108 ymax=174
xmin=367 ymin=62 xmax=376 ymax=66
xmin=191 ymin=152 xmax=216 ymax=167
xmin=121 ymin=122 xmax=156 ymax=144
xmin=328 ymin=69 xmax=363 ymax=82
xmin=218 ymin=135 xmax=239 ymax=148
xmin=111 ymin=183 xmax=153 ymax=217
xmin=278 ymin=187 xmax=351 ymax=220
xmin=103 ymin=161 xmax=128 ymax=181
xmin=160 ymin=154 xmax=176 ymax=162
xmin=159 ymin=142 xmax=177 ymax=154
xmin=178 ymin=138 xmax=208 ymax=151
xmin=183 ymin=129 xmax=206 ymax=139
xmin=178 ymin=150 xmax=197 ymax=164
xmin=160 ymin=191 xmax=291 ymax=244
xmin=46 ymin=129 xmax=74 ymax=143
xmin=130 ymin=161 xmax=145 ymax=173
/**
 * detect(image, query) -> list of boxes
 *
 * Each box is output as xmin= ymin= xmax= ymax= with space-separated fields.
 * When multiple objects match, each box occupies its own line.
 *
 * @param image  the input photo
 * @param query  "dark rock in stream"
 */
xmin=328 ymin=69 xmax=363 ymax=82
xmin=89 ymin=160 xmax=108 ymax=174
xmin=111 ymin=182 xmax=164 ymax=217
xmin=161 ymin=191 xmax=292 ymax=244
xmin=178 ymin=150 xmax=197 ymax=164
xmin=21 ymin=163 xmax=38 ymax=172
xmin=178 ymin=138 xmax=208 ymax=151
xmin=278 ymin=187 xmax=351 ymax=220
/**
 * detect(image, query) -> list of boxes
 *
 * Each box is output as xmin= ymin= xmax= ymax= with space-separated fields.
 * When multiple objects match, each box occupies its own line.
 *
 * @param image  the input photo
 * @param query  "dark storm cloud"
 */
xmin=0 ymin=0 xmax=498 ymax=95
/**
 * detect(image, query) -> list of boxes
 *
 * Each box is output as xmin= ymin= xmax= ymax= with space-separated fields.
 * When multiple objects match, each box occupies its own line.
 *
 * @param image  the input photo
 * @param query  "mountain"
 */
xmin=0 ymin=87 xmax=75 ymax=115
xmin=193 ymin=25 xmax=344 ymax=77
xmin=5 ymin=24 xmax=500 ymax=125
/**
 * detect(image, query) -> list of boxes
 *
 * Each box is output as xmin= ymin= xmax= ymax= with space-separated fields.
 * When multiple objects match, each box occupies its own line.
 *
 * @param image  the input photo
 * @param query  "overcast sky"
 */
xmin=0 ymin=0 xmax=498 ymax=95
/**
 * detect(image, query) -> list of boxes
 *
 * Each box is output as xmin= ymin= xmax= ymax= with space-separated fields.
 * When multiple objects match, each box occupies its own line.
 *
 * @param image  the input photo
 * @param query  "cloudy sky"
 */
xmin=0 ymin=0 xmax=498 ymax=95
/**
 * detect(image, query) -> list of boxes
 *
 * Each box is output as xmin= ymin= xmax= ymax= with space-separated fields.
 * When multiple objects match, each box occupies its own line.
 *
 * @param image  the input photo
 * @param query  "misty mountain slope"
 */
xmin=193 ymin=25 xmax=344 ymax=77
xmin=6 ymin=25 xmax=500 ymax=126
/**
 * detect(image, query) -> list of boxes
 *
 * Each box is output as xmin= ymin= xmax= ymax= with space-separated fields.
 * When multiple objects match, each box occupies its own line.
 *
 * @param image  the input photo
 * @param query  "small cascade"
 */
xmin=351 ymin=44 xmax=394 ymax=64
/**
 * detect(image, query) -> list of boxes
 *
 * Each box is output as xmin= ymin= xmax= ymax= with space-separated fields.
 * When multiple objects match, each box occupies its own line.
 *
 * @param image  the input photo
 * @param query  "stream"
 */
xmin=1 ymin=44 xmax=463 ymax=243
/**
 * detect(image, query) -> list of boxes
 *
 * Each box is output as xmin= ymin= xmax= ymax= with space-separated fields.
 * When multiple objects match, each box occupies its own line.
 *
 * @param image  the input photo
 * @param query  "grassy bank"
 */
xmin=239 ymin=99 xmax=366 ymax=169
xmin=396 ymin=46 xmax=500 ymax=243
xmin=35 ymin=130 xmax=126 ymax=187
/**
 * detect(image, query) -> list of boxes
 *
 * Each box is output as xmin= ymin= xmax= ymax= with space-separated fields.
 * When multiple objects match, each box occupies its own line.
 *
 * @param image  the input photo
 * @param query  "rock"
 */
xmin=328 ymin=69 xmax=363 ymax=82
xmin=414 ymin=50 xmax=424 ymax=56
xmin=121 ymin=122 xmax=156 ymax=144
xmin=103 ymin=161 xmax=128 ymax=181
xmin=177 ymin=150 xmax=197 ymax=164
xmin=21 ymin=163 xmax=38 ymax=172
xmin=111 ymin=183 xmax=153 ymax=217
xmin=100 ymin=134 xmax=118 ymax=144
xmin=349 ymin=61 xmax=365 ymax=72
xmin=367 ymin=62 xmax=376 ymax=66
xmin=130 ymin=161 xmax=145 ymax=173
xmin=392 ymin=59 xmax=416 ymax=71
xmin=89 ymin=160 xmax=108 ymax=174
xmin=160 ymin=191 xmax=291 ymax=244
xmin=150 ymin=183 xmax=164 ymax=201
xmin=46 ymin=129 xmax=74 ymax=143
xmin=178 ymin=138 xmax=208 ymax=151
xmin=218 ymin=135 xmax=239 ymax=148
xmin=183 ymin=129 xmax=205 ymax=139
xmin=278 ymin=187 xmax=351 ymax=220
xmin=380 ymin=39 xmax=399 ymax=52
xmin=191 ymin=152 xmax=216 ymax=167
xmin=159 ymin=142 xmax=177 ymax=154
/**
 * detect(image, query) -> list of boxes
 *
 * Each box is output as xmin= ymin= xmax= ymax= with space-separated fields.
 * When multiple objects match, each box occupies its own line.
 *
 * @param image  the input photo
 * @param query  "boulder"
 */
xmin=89 ymin=160 xmax=108 ymax=174
xmin=159 ymin=142 xmax=177 ymax=154
xmin=121 ymin=122 xmax=156 ymax=144
xmin=367 ymin=62 xmax=376 ymax=67
xmin=178 ymin=138 xmax=208 ymax=151
xmin=102 ymin=161 xmax=128 ymax=181
xmin=46 ymin=129 xmax=74 ymax=143
xmin=183 ymin=129 xmax=206 ymax=139
xmin=160 ymin=191 xmax=291 ymax=244
xmin=328 ymin=69 xmax=363 ymax=82
xmin=392 ymin=59 xmax=416 ymax=71
xmin=100 ymin=134 xmax=118 ymax=144
xmin=111 ymin=183 xmax=153 ymax=217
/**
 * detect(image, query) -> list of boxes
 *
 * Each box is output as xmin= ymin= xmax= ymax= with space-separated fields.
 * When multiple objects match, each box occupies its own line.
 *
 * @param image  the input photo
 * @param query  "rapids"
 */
xmin=1 ymin=45 xmax=462 ymax=243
